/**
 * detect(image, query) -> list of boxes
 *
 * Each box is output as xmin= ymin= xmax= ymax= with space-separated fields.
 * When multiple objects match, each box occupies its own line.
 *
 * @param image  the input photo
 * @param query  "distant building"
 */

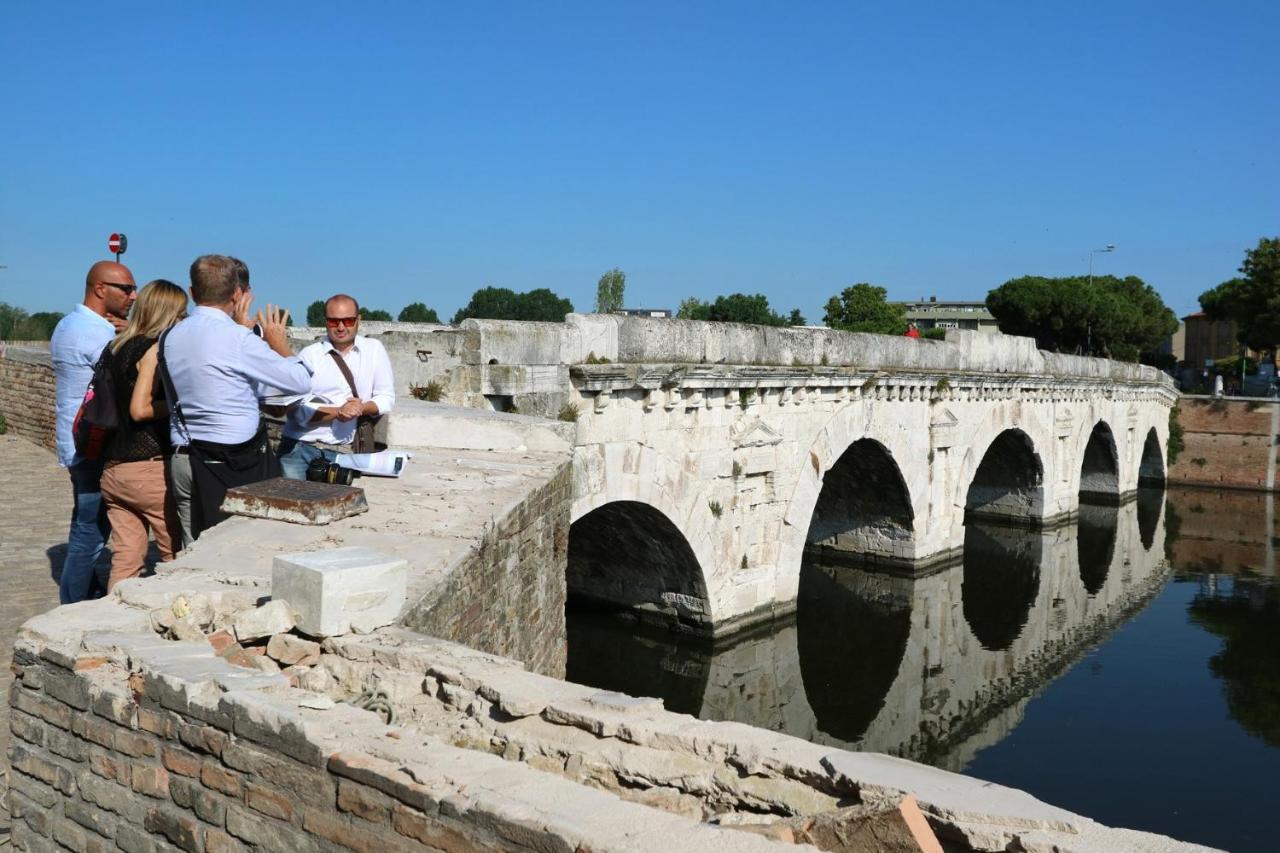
xmin=1161 ymin=321 xmax=1186 ymax=363
xmin=619 ymin=308 xmax=672 ymax=319
xmin=1182 ymin=311 xmax=1242 ymax=367
xmin=900 ymin=296 xmax=999 ymax=334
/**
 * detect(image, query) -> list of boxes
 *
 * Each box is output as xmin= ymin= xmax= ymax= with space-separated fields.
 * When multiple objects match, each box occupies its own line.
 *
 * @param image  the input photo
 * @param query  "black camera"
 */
xmin=305 ymin=457 xmax=357 ymax=486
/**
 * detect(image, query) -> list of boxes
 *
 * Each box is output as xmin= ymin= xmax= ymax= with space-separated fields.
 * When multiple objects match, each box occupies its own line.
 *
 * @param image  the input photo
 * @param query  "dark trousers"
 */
xmin=188 ymin=426 xmax=280 ymax=540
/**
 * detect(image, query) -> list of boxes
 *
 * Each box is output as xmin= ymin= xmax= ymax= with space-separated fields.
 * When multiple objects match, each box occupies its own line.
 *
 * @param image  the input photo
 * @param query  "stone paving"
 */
xmin=0 ymin=435 xmax=88 ymax=841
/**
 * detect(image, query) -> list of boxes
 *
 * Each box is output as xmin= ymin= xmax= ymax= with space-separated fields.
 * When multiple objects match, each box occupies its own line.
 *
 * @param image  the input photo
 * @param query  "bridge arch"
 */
xmin=1138 ymin=427 xmax=1166 ymax=485
xmin=567 ymin=500 xmax=711 ymax=631
xmin=1079 ymin=420 xmax=1120 ymax=504
xmin=962 ymin=428 xmax=1046 ymax=526
xmin=804 ymin=438 xmax=915 ymax=568
xmin=777 ymin=404 xmax=927 ymax=603
xmin=570 ymin=444 xmax=719 ymax=629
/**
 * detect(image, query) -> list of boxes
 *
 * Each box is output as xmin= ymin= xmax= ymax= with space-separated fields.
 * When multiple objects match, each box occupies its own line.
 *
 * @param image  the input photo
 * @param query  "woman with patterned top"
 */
xmin=99 ymin=279 xmax=188 ymax=590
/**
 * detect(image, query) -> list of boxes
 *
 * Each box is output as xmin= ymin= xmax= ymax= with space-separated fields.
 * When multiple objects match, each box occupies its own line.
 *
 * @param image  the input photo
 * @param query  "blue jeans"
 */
xmin=60 ymin=459 xmax=110 ymax=604
xmin=278 ymin=438 xmax=339 ymax=481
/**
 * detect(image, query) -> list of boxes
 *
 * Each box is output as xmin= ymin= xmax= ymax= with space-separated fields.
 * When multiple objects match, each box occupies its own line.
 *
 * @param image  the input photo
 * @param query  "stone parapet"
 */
xmin=165 ymin=402 xmax=572 ymax=676
xmin=0 ymin=346 xmax=57 ymax=451
xmin=9 ymin=572 xmax=1216 ymax=853
xmin=560 ymin=314 xmax=1176 ymax=387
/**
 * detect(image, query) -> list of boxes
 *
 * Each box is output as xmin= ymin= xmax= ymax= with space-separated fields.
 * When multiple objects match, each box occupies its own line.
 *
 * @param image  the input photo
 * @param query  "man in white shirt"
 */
xmin=49 ymin=261 xmax=135 ymax=603
xmin=279 ymin=293 xmax=395 ymax=480
xmin=160 ymin=255 xmax=312 ymax=538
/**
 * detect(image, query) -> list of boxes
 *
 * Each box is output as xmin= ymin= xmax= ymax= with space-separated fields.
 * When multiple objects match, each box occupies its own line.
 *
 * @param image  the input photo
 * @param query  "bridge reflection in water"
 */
xmin=566 ymin=488 xmax=1168 ymax=770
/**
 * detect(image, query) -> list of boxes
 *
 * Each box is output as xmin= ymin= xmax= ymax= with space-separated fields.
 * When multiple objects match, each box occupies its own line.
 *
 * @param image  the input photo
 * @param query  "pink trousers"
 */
xmin=100 ymin=458 xmax=178 ymax=591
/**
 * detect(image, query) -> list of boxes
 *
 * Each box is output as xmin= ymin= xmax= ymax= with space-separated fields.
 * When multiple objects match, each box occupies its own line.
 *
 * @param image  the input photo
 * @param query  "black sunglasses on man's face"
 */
xmin=100 ymin=281 xmax=137 ymax=295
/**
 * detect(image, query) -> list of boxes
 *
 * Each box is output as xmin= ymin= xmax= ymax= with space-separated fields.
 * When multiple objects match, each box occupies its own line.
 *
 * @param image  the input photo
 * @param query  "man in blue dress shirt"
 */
xmin=50 ymin=260 xmax=136 ymax=603
xmin=161 ymin=255 xmax=312 ymax=539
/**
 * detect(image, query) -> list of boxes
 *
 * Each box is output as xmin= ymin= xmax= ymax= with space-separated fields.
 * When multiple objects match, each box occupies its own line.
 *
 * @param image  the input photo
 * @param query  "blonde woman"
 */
xmin=99 ymin=279 xmax=188 ymax=590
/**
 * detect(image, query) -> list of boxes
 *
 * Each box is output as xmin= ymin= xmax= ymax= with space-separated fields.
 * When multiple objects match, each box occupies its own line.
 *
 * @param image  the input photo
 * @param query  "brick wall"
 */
xmin=0 ymin=348 xmax=58 ymax=452
xmin=399 ymin=460 xmax=572 ymax=677
xmin=1168 ymin=397 xmax=1280 ymax=491
xmin=8 ymin=620 xmax=800 ymax=853
xmin=7 ymin=647 xmax=558 ymax=853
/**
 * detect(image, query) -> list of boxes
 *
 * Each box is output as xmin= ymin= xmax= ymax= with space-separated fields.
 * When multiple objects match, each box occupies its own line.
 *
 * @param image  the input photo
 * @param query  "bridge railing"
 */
xmin=459 ymin=314 xmax=1174 ymax=388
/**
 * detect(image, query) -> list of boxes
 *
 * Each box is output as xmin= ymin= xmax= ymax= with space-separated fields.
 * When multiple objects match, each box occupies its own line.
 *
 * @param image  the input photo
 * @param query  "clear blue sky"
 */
xmin=2 ymin=1 xmax=1276 ymax=325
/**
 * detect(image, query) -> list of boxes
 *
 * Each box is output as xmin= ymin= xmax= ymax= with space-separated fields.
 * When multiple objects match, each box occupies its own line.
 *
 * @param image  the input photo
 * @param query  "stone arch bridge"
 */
xmin=451 ymin=314 xmax=1175 ymax=637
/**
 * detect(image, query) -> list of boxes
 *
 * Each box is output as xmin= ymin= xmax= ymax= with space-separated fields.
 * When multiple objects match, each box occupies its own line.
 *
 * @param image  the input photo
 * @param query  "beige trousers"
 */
xmin=100 ymin=459 xmax=178 ymax=591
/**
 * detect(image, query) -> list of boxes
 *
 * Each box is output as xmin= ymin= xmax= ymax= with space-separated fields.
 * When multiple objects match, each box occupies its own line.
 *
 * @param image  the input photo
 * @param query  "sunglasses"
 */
xmin=325 ymin=316 xmax=358 ymax=328
xmin=100 ymin=282 xmax=137 ymax=295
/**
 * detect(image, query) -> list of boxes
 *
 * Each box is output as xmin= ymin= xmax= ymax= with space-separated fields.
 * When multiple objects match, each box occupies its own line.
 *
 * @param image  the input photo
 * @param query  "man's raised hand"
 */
xmin=257 ymin=304 xmax=293 ymax=356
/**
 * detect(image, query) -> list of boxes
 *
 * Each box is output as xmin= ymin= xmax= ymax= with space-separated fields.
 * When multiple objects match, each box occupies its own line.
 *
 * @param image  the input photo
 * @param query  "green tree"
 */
xmin=0 ymin=304 xmax=63 ymax=340
xmin=1199 ymin=237 xmax=1280 ymax=352
xmin=306 ymin=300 xmax=326 ymax=326
xmin=705 ymin=293 xmax=787 ymax=325
xmin=398 ymin=302 xmax=441 ymax=323
xmin=986 ymin=274 xmax=1177 ymax=363
xmin=0 ymin=302 xmax=25 ymax=339
xmin=451 ymin=286 xmax=574 ymax=324
xmin=595 ymin=267 xmax=626 ymax=314
xmin=674 ymin=294 xmax=803 ymax=327
xmin=358 ymin=307 xmax=393 ymax=321
xmin=676 ymin=297 xmax=710 ymax=320
xmin=823 ymin=283 xmax=907 ymax=335
xmin=518 ymin=288 xmax=575 ymax=321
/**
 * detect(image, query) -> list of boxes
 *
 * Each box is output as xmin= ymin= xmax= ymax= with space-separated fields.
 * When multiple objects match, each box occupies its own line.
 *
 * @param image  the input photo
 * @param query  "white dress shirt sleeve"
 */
xmin=367 ymin=339 xmax=396 ymax=415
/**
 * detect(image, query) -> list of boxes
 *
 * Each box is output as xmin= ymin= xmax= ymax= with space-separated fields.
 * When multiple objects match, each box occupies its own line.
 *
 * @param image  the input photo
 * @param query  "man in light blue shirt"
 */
xmin=162 ymin=255 xmax=311 ymax=538
xmin=49 ymin=260 xmax=136 ymax=603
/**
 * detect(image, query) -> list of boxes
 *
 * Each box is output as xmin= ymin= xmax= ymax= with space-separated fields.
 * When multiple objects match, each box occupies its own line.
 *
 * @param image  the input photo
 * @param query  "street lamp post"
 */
xmin=1085 ymin=244 xmax=1116 ymax=355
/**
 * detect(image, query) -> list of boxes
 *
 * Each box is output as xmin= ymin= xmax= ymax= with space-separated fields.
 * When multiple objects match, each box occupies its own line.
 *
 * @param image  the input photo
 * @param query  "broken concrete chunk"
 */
xmin=232 ymin=600 xmax=295 ymax=643
xmin=820 ymin=752 xmax=1082 ymax=835
xmin=722 ymin=795 xmax=943 ymax=852
xmin=207 ymin=629 xmax=236 ymax=656
xmin=169 ymin=618 xmax=206 ymax=643
xmin=587 ymin=691 xmax=664 ymax=714
xmin=267 ymin=633 xmax=321 ymax=667
xmin=297 ymin=666 xmax=334 ymax=693
xmin=248 ymin=655 xmax=281 ymax=673
xmin=271 ymin=547 xmax=407 ymax=638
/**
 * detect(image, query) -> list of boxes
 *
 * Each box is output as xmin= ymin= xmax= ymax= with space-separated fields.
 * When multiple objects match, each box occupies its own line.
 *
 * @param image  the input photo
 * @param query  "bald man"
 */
xmin=278 ymin=293 xmax=395 ymax=479
xmin=50 ymin=261 xmax=137 ymax=603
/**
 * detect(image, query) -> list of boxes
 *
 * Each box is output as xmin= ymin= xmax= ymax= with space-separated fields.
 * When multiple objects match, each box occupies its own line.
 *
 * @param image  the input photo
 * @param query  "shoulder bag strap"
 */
xmin=328 ymin=350 xmax=360 ymax=400
xmin=157 ymin=329 xmax=191 ymax=442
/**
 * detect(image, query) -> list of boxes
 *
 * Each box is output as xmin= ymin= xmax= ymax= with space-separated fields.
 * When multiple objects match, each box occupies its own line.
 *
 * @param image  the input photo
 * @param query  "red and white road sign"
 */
xmin=108 ymin=233 xmax=127 ymax=255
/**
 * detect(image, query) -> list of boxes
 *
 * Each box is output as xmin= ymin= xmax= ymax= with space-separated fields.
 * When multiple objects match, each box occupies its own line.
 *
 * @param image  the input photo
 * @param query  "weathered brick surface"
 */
xmin=9 ymin=643 xmax=621 ymax=853
xmin=400 ymin=460 xmax=572 ymax=677
xmin=0 ymin=349 xmax=57 ymax=451
xmin=1168 ymin=398 xmax=1280 ymax=490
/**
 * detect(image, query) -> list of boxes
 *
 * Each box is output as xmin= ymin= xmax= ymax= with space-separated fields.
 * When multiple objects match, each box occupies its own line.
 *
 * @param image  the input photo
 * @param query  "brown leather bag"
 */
xmin=328 ymin=350 xmax=379 ymax=454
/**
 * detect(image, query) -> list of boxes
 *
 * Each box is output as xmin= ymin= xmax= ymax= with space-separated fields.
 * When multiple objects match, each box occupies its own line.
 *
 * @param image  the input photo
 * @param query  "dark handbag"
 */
xmin=72 ymin=348 xmax=120 ymax=460
xmin=327 ymin=350 xmax=379 ymax=454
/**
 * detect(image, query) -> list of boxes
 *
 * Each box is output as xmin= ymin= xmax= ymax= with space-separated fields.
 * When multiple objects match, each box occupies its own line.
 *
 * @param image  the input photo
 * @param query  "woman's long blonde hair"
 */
xmin=110 ymin=279 xmax=188 ymax=354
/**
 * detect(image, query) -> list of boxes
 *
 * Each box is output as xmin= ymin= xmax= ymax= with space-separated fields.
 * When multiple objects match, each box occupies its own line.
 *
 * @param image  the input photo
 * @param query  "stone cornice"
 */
xmin=569 ymin=363 xmax=1179 ymax=407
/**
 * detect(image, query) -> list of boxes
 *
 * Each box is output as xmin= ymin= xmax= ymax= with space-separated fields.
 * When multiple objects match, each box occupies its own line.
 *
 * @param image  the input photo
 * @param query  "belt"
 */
xmin=293 ymin=439 xmax=350 ymax=452
xmin=174 ymin=446 xmax=189 ymax=455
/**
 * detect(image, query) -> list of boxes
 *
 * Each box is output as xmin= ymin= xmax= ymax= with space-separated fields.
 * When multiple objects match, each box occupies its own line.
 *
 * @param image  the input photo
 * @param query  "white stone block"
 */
xmin=272 ymin=547 xmax=408 ymax=638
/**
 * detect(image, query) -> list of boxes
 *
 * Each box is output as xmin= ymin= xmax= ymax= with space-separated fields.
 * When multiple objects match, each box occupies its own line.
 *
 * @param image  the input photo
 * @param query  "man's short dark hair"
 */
xmin=190 ymin=255 xmax=250 ymax=305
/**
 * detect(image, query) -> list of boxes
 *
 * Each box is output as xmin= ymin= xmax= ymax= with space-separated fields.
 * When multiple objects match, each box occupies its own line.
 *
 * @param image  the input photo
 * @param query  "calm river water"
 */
xmin=566 ymin=487 xmax=1280 ymax=852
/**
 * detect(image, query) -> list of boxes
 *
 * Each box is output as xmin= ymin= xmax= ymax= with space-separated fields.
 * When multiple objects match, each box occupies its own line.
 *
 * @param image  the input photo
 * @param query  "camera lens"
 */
xmin=305 ymin=458 xmax=329 ymax=483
